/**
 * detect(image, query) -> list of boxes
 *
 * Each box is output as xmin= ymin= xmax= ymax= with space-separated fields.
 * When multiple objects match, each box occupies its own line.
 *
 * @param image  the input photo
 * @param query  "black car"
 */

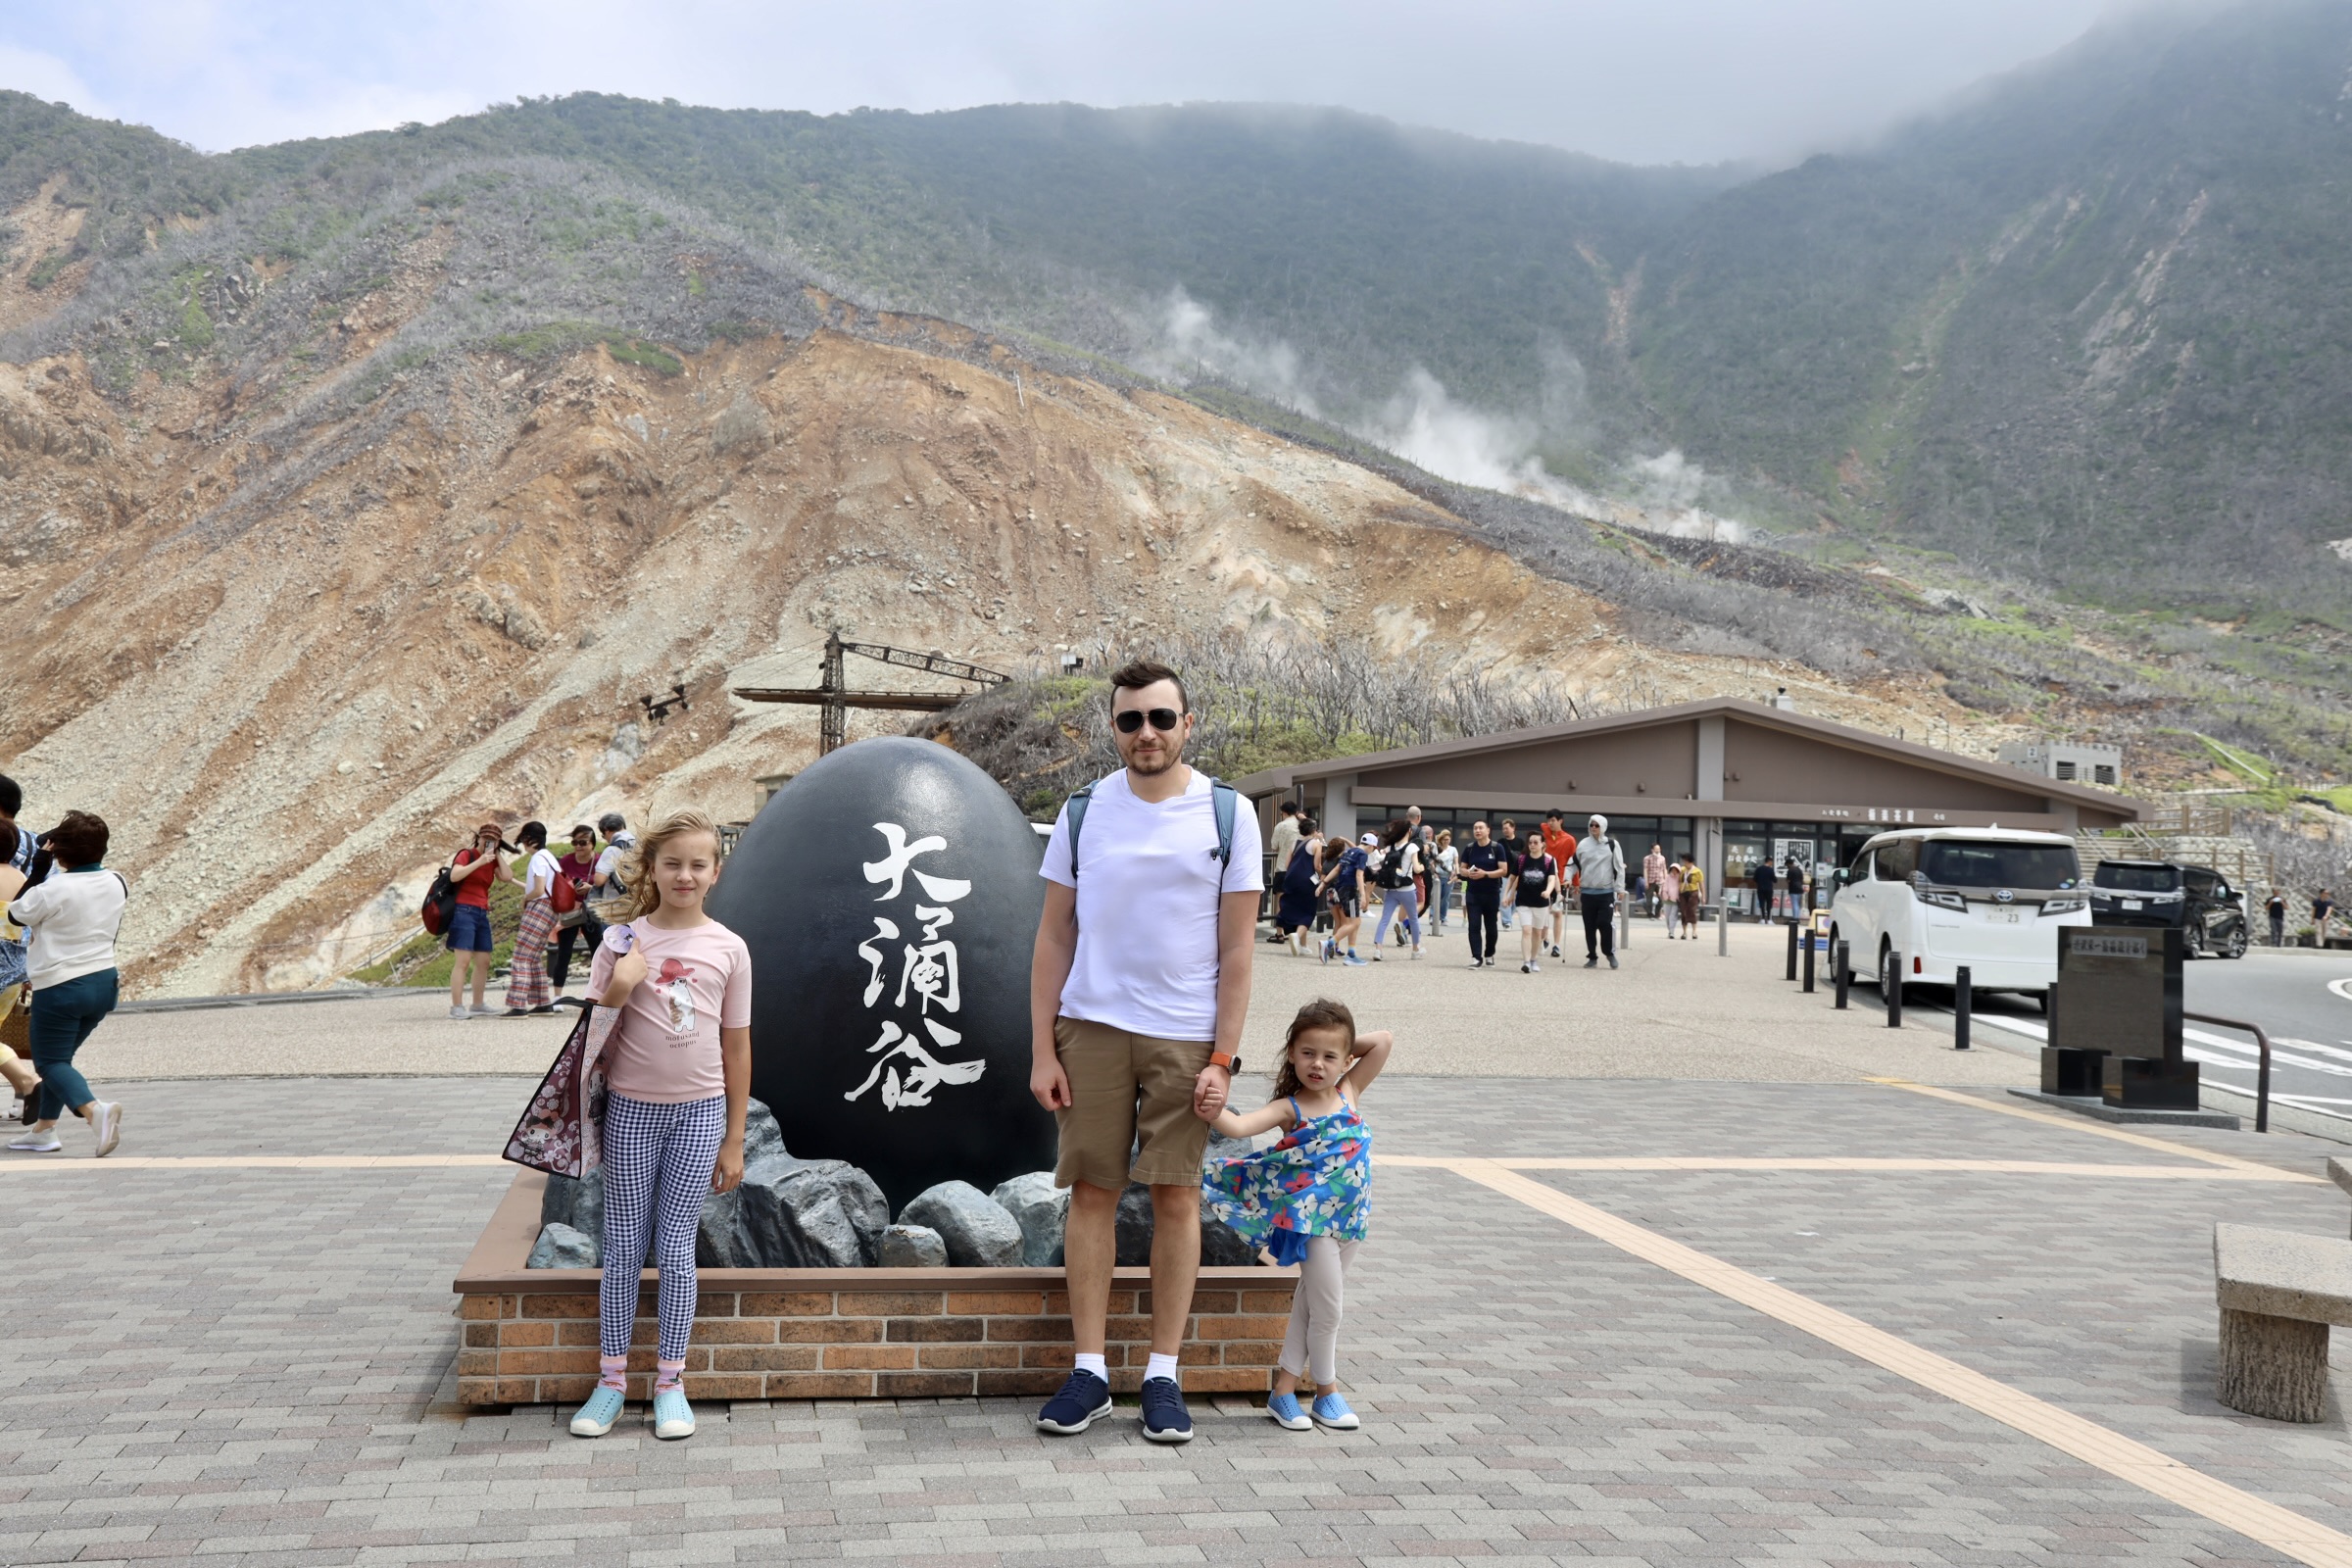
xmin=2088 ymin=859 xmax=2249 ymax=958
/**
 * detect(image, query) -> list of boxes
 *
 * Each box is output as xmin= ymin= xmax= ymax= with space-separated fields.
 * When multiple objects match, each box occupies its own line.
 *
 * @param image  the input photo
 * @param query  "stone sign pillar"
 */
xmin=2042 ymin=926 xmax=2191 ymax=1108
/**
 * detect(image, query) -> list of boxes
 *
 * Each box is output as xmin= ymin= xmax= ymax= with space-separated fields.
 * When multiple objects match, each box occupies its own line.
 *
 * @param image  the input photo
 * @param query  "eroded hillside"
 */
xmin=2 ymin=308 xmax=1985 ymax=995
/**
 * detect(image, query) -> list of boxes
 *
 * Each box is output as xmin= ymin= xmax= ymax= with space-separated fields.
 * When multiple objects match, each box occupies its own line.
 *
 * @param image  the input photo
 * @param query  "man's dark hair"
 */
xmin=1108 ymin=659 xmax=1187 ymax=713
xmin=1544 ymin=808 xmax=1563 ymax=822
xmin=46 ymin=810 xmax=108 ymax=867
xmin=0 ymin=775 xmax=19 ymax=818
xmin=1279 ymin=802 xmax=1298 ymax=816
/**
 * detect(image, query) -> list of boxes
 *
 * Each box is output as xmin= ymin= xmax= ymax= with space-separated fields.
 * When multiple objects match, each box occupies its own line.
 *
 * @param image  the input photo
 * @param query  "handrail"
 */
xmin=2185 ymin=1011 xmax=2273 ymax=1133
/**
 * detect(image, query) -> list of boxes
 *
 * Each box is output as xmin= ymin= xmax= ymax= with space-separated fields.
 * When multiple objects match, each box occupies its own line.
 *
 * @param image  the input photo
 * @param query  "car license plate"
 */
xmin=1986 ymin=907 xmax=2020 ymax=924
xmin=2122 ymin=899 xmax=2142 ymax=910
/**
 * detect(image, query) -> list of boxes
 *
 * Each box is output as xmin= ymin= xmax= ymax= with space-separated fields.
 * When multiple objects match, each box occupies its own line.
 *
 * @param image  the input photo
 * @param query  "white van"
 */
xmin=1826 ymin=827 xmax=2090 ymax=1004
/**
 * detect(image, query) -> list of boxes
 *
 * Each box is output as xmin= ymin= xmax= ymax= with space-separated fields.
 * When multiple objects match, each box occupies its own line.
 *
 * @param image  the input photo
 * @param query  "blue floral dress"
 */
xmin=1201 ymin=1095 xmax=1372 ymax=1265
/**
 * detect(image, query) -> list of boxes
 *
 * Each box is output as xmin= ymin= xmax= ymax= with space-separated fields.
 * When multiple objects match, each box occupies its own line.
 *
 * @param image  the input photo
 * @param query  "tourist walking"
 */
xmin=550 ymin=824 xmax=606 ymax=993
xmin=0 ymin=776 xmax=46 ymax=1109
xmin=1511 ymin=833 xmax=1559 ymax=973
xmin=503 ymin=822 xmax=563 ymax=1016
xmin=4 ymin=811 xmax=124 ymax=1156
xmin=1540 ymin=811 xmax=1578 ymax=959
xmin=1269 ymin=802 xmax=1302 ymax=886
xmin=1368 ymin=819 xmax=1423 ymax=960
xmin=592 ymin=812 xmax=637 ymax=910
xmin=1571 ymin=814 xmax=1625 ymax=969
xmin=445 ymin=824 xmax=507 ymax=1019
xmin=1497 ymin=819 xmax=1522 ymax=930
xmin=1202 ymin=998 xmax=1391 ymax=1432
xmin=1274 ymin=818 xmax=1323 ymax=956
xmin=1784 ymin=850 xmax=1810 ymax=917
xmin=1319 ymin=835 xmax=1370 ymax=966
xmin=1431 ymin=829 xmax=1457 ymax=933
xmin=570 ymin=808 xmax=752 ymax=1443
xmin=1457 ymin=821 xmax=1505 ymax=969
xmin=2268 ymin=888 xmax=2287 ymax=948
xmin=1643 ymin=844 xmax=1669 ymax=920
xmin=1030 ymin=660 xmax=1263 ymax=1444
xmin=1659 ymin=856 xmax=1685 ymax=937
xmin=2318 ymin=889 xmax=2337 ymax=946
xmin=1752 ymin=856 xmax=1778 ymax=922
xmin=1677 ymin=854 xmax=1704 ymax=939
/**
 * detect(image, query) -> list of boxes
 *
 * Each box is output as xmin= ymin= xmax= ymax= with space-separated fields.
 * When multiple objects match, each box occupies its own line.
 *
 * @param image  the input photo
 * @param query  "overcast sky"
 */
xmin=5 ymin=0 xmax=2132 ymax=167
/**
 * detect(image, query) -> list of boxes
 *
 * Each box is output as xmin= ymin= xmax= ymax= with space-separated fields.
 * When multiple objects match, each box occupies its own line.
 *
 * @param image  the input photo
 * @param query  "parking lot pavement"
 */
xmin=5 ymin=1070 xmax=2352 ymax=1565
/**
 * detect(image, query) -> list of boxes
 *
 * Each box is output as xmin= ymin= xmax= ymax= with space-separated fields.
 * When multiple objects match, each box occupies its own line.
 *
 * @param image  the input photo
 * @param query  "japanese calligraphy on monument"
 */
xmin=845 ymin=822 xmax=986 ymax=1109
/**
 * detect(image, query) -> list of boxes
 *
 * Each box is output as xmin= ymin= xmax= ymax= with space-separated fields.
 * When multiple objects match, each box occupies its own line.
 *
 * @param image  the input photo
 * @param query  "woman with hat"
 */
xmin=445 ymin=824 xmax=508 ymax=1019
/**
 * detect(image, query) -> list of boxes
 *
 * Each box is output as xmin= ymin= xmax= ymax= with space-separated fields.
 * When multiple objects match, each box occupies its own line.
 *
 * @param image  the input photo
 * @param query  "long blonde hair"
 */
xmin=622 ymin=808 xmax=723 ymax=919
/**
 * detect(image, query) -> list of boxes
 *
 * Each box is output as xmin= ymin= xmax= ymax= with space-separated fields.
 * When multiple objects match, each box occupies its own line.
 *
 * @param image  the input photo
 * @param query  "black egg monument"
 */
xmin=707 ymin=736 xmax=1056 ymax=1213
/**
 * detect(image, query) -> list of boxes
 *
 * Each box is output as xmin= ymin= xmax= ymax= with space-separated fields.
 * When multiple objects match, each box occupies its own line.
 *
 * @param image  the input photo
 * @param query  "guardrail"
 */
xmin=2185 ymin=1010 xmax=2273 ymax=1133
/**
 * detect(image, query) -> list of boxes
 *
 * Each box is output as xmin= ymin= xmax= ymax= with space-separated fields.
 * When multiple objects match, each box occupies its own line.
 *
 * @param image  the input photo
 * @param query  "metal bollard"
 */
xmin=1619 ymin=894 xmax=1630 ymax=953
xmin=1716 ymin=899 xmax=1728 ymax=956
xmin=1834 ymin=941 xmax=1850 ymax=1009
xmin=1886 ymin=950 xmax=1903 ymax=1028
xmin=1801 ymin=924 xmax=1816 ymax=993
xmin=1786 ymin=919 xmax=1799 ymax=981
xmin=1953 ymin=964 xmax=1971 ymax=1050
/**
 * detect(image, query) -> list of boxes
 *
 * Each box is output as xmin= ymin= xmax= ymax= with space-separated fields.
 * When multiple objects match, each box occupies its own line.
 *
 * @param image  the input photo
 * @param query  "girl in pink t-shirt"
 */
xmin=567 ymin=808 xmax=752 ymax=1443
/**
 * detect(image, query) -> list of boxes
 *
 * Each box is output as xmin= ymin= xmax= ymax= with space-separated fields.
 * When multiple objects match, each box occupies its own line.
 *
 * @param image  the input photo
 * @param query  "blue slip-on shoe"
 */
xmin=1035 ymin=1369 xmax=1111 ymax=1435
xmin=1310 ymin=1392 xmax=1360 ymax=1431
xmin=1140 ymin=1377 xmax=1194 ymax=1444
xmin=1266 ymin=1392 xmax=1311 ymax=1431
xmin=652 ymin=1385 xmax=695 ymax=1440
xmin=568 ymin=1386 xmax=625 ymax=1438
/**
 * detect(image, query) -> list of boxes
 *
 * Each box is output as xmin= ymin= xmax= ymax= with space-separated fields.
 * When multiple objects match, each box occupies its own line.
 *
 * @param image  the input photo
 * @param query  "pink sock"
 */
xmin=598 ymin=1354 xmax=627 ymax=1393
xmin=655 ymin=1358 xmax=685 ymax=1393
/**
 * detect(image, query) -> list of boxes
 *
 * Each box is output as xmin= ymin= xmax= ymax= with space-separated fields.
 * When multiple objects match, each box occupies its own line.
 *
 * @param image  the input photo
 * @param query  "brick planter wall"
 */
xmin=456 ymin=1170 xmax=1298 ymax=1405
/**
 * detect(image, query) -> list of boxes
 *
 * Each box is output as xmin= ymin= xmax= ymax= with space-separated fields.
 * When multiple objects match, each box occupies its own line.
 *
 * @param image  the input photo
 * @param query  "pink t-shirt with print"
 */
xmin=589 ymin=918 xmax=753 ymax=1103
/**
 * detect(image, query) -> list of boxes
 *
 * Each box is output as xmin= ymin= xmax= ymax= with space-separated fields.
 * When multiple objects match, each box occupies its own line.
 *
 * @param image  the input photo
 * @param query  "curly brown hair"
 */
xmin=621 ymin=808 xmax=723 ymax=920
xmin=1269 ymin=997 xmax=1357 ymax=1102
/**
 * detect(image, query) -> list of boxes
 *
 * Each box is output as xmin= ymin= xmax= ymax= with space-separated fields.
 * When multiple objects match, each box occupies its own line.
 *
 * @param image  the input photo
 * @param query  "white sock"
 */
xmin=1074 ymin=1352 xmax=1106 ymax=1382
xmin=1145 ymin=1352 xmax=1179 ymax=1384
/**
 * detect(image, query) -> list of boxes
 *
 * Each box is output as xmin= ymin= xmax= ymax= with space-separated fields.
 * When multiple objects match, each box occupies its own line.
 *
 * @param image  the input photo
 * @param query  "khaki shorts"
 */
xmin=1052 ymin=1016 xmax=1213 ymax=1193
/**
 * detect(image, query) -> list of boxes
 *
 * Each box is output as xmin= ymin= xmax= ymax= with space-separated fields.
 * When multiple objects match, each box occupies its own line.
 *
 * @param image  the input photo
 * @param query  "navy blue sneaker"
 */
xmin=1035 ymin=1369 xmax=1111 ymax=1435
xmin=1139 ymin=1377 xmax=1194 ymax=1443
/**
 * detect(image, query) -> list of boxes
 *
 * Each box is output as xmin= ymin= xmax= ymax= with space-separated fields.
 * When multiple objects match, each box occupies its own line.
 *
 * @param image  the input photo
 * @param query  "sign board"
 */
xmin=2050 ymin=925 xmax=2181 ymax=1064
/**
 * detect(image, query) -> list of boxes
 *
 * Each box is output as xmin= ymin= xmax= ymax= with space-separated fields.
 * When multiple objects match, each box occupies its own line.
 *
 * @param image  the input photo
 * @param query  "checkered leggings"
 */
xmin=599 ymin=1092 xmax=727 ymax=1360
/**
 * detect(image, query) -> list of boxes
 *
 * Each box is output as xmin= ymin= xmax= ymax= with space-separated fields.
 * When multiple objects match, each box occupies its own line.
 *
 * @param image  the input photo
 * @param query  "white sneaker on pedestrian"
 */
xmin=448 ymin=1004 xmax=470 ymax=1021
xmin=469 ymin=1004 xmax=498 ymax=1016
xmin=88 ymin=1102 xmax=121 ymax=1157
xmin=8 ymin=1128 xmax=61 ymax=1152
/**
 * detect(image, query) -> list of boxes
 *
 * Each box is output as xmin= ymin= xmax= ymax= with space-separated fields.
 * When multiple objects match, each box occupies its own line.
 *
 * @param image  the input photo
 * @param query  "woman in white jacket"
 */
xmin=3 ymin=811 xmax=124 ymax=1156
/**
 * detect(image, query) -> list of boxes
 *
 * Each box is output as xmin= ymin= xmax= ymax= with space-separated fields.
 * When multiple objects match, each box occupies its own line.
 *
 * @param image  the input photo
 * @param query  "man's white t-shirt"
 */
xmin=1041 ymin=768 xmax=1264 ymax=1042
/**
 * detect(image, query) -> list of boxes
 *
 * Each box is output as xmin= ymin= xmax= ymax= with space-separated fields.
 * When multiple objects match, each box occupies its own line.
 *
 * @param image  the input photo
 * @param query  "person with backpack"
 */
xmin=502 ymin=821 xmax=564 ymax=1016
xmin=1510 ymin=834 xmax=1559 ymax=973
xmin=1570 ymin=814 xmax=1626 ymax=969
xmin=1367 ymin=819 xmax=1424 ymax=961
xmin=444 ymin=824 xmax=508 ymax=1020
xmin=1028 ymin=660 xmax=1263 ymax=1445
xmin=1318 ymin=835 xmax=1371 ymax=966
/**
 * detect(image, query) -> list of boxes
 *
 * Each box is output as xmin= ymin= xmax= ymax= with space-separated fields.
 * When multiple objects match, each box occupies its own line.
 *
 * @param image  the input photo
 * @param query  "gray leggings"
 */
xmin=1280 ymin=1236 xmax=1360 ymax=1387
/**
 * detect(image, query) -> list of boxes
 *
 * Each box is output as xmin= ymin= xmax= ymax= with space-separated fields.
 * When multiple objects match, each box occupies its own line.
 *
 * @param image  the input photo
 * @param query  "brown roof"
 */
xmin=1227 ymin=697 xmax=2141 ymax=820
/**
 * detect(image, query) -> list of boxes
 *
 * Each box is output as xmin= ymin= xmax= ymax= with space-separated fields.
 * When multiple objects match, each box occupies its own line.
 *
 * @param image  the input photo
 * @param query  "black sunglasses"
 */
xmin=1113 ymin=708 xmax=1183 ymax=734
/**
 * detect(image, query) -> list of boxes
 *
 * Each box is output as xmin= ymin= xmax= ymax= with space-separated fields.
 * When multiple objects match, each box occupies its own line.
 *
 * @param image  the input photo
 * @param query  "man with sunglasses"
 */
xmin=1030 ymin=660 xmax=1262 ymax=1445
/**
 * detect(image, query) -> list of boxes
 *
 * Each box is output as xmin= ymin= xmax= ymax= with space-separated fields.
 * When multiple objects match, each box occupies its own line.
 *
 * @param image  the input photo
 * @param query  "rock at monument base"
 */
xmin=900 ymin=1181 xmax=1023 ymax=1267
xmin=540 ymin=1166 xmax=605 ymax=1244
xmin=878 ymin=1224 xmax=950 ymax=1268
xmin=991 ymin=1171 xmax=1068 ymax=1266
xmin=695 ymin=1100 xmax=890 ymax=1268
xmin=527 ymin=1221 xmax=600 ymax=1269
xmin=1116 ymin=1183 xmax=1260 ymax=1267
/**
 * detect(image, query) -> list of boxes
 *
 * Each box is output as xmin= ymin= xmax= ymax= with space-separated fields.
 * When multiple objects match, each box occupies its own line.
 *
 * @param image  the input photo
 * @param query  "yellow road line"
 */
xmin=1447 ymin=1157 xmax=2352 ymax=1568
xmin=1867 ymin=1077 xmax=2287 ymax=1174
xmin=0 ymin=1154 xmax=512 ymax=1171
xmin=1375 ymin=1152 xmax=2312 ymax=1182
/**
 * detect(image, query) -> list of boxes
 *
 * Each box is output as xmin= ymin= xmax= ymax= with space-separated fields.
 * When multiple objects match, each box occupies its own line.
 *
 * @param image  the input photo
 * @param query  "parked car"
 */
xmin=1827 ymin=827 xmax=2091 ymax=1006
xmin=2088 ymin=859 xmax=2249 ymax=959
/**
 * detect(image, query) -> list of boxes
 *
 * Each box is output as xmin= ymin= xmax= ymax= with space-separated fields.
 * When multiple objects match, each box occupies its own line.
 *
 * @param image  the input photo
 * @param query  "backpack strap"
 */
xmin=1208 ymin=779 xmax=1237 ymax=872
xmin=1062 ymin=780 xmax=1100 ymax=883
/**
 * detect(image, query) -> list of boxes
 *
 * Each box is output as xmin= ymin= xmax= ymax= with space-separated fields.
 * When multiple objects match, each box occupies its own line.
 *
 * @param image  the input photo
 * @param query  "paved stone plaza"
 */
xmin=13 ymin=937 xmax=2352 ymax=1565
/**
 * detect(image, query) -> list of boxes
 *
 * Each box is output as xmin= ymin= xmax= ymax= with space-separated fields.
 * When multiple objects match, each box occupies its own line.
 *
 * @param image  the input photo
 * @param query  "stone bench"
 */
xmin=2213 ymin=1221 xmax=2352 ymax=1421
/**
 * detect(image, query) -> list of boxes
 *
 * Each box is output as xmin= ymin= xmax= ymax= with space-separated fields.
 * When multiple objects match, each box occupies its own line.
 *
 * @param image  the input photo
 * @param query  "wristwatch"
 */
xmin=1209 ymin=1052 xmax=1241 ymax=1073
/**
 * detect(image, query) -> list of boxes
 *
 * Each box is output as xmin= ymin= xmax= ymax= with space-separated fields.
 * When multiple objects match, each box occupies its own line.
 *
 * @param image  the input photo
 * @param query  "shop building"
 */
xmin=1231 ymin=697 xmax=2141 ymax=914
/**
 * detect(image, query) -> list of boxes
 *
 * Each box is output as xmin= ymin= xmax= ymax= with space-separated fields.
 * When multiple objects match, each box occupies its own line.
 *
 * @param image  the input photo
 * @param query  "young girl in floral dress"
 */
xmin=1202 ymin=998 xmax=1392 ymax=1431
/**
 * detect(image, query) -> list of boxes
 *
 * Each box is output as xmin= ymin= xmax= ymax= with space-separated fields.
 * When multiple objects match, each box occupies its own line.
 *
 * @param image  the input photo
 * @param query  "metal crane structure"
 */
xmin=732 ymin=630 xmax=1011 ymax=755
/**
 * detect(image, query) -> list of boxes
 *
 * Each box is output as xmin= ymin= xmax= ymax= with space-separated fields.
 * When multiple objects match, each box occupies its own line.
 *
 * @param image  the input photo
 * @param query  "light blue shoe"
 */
xmin=1310 ymin=1392 xmax=1360 ymax=1431
xmin=1266 ymin=1392 xmax=1311 ymax=1431
xmin=652 ymin=1384 xmax=695 ymax=1440
xmin=569 ymin=1386 xmax=625 ymax=1438
xmin=1342 ymin=954 xmax=1368 ymax=967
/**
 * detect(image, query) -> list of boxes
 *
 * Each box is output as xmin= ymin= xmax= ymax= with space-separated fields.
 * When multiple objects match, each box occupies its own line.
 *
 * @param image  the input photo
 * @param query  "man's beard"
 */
xmin=1127 ymin=746 xmax=1180 ymax=776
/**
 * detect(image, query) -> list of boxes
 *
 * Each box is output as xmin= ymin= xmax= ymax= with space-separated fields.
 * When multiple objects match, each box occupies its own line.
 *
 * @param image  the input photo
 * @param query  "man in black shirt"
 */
xmin=1455 ymin=820 xmax=1507 ymax=969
